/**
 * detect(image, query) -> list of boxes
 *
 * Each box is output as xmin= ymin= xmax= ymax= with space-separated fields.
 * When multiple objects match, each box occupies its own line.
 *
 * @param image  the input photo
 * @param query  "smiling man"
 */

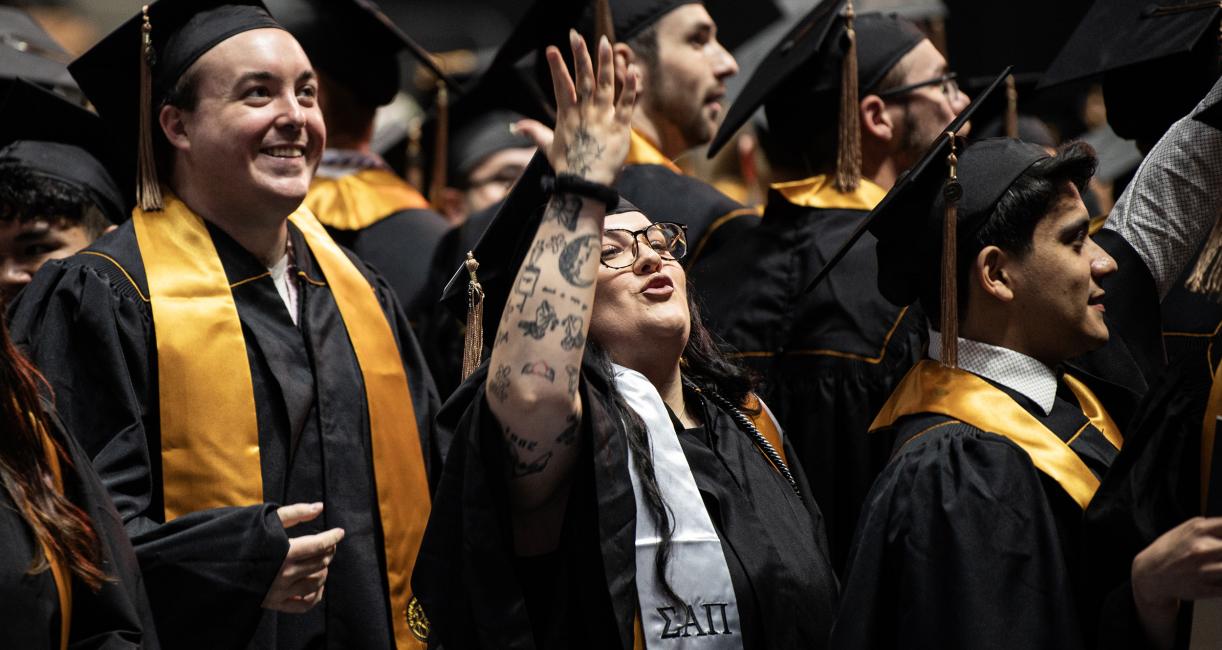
xmin=6 ymin=1 xmax=442 ymax=649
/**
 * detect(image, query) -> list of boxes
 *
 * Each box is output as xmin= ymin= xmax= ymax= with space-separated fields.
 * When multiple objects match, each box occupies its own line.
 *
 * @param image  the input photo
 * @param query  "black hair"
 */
xmin=588 ymin=280 xmax=756 ymax=605
xmin=154 ymin=69 xmax=203 ymax=182
xmin=0 ymin=164 xmax=111 ymax=239
xmin=625 ymin=22 xmax=660 ymax=70
xmin=917 ymin=140 xmax=1099 ymax=322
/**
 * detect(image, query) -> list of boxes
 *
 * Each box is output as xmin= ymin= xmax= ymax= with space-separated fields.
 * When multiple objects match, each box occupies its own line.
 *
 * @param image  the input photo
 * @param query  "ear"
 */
xmin=159 ymin=104 xmax=191 ymax=153
xmin=612 ymin=42 xmax=635 ymax=67
xmin=436 ymin=187 xmax=468 ymax=223
xmin=973 ymin=245 xmax=1015 ymax=303
xmin=860 ymin=94 xmax=894 ymax=143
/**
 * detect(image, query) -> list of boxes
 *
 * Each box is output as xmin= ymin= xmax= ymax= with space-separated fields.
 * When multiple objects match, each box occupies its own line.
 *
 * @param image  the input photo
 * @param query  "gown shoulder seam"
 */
xmin=78 ymin=251 xmax=150 ymax=303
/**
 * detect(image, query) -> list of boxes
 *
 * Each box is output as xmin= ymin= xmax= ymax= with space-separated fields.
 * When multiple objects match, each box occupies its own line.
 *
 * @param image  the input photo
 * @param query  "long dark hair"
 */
xmin=589 ymin=282 xmax=756 ymax=605
xmin=0 ymin=320 xmax=107 ymax=590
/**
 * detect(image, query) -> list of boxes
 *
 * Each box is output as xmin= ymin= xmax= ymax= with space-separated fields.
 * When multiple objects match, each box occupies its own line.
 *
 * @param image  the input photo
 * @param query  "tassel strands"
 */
xmin=1186 ymin=218 xmax=1222 ymax=301
xmin=427 ymin=80 xmax=449 ymax=208
xmin=1004 ymin=74 xmax=1019 ymax=139
xmin=835 ymin=0 xmax=862 ymax=193
xmin=940 ymin=133 xmax=962 ymax=368
xmin=137 ymin=5 xmax=164 ymax=211
xmin=461 ymin=252 xmax=485 ymax=380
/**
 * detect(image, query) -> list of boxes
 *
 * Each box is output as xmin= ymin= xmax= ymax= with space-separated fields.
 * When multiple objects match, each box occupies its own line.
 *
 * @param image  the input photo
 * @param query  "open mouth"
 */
xmin=261 ymin=145 xmax=306 ymax=159
xmin=1087 ymin=292 xmax=1106 ymax=311
xmin=642 ymin=274 xmax=674 ymax=295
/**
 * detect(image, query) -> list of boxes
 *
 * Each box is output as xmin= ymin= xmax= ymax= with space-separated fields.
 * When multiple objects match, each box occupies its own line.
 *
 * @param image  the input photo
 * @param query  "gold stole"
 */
xmin=133 ymin=194 xmax=432 ymax=648
xmin=771 ymin=173 xmax=888 ymax=211
xmin=625 ymin=130 xmax=682 ymax=173
xmin=305 ymin=168 xmax=430 ymax=231
xmin=870 ymin=360 xmax=1122 ymax=509
xmin=32 ymin=422 xmax=71 ymax=650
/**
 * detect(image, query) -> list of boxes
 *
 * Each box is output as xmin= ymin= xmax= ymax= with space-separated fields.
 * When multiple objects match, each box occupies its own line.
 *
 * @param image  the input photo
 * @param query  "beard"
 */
xmin=641 ymin=72 xmax=715 ymax=151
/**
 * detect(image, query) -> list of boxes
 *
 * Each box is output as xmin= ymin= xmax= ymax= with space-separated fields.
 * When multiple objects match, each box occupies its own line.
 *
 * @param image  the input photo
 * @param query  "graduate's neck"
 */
xmin=960 ymin=307 xmax=1066 ymax=370
xmin=860 ymin=148 xmax=902 ymax=192
xmin=171 ymin=176 xmax=291 ymax=268
xmin=616 ymin=346 xmax=697 ymax=427
xmin=631 ymin=109 xmax=689 ymax=161
xmin=324 ymin=123 xmax=374 ymax=154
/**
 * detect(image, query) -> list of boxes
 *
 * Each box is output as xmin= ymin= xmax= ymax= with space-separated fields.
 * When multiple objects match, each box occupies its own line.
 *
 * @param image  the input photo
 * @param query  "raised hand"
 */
xmin=515 ymin=29 xmax=639 ymax=186
xmin=1131 ymin=516 xmax=1222 ymax=648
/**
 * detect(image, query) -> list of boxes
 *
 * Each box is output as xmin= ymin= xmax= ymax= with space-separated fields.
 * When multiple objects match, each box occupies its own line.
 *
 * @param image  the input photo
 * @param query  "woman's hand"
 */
xmin=1132 ymin=516 xmax=1222 ymax=649
xmin=515 ymin=29 xmax=639 ymax=186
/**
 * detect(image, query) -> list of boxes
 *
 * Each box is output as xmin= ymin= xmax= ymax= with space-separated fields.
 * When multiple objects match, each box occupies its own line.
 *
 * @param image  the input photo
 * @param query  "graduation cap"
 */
xmin=444 ymin=108 xmax=535 ymax=187
xmin=0 ymin=6 xmax=76 ymax=97
xmin=707 ymin=1 xmax=926 ymax=195
xmin=264 ymin=0 xmax=458 ymax=108
xmin=68 ymin=0 xmax=283 ymax=213
xmin=0 ymin=79 xmax=127 ymax=225
xmin=801 ymin=67 xmax=1015 ymax=366
xmin=1040 ymin=0 xmax=1221 ymax=144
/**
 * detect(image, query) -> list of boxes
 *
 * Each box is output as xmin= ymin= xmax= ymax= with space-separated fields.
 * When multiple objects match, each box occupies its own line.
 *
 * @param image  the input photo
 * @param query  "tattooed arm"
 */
xmin=486 ymin=31 xmax=638 ymax=536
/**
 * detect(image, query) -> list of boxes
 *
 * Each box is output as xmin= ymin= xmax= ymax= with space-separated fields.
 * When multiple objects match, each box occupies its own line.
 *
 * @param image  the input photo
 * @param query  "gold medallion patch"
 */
xmin=407 ymin=595 xmax=430 ymax=641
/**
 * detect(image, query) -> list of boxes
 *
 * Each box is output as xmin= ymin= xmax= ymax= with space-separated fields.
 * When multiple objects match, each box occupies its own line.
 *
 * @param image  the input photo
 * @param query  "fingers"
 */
xmin=286 ymin=527 xmax=345 ymax=560
xmin=595 ymin=35 xmax=614 ymax=103
xmin=616 ymin=63 xmax=640 ymax=124
xmin=570 ymin=29 xmax=595 ymax=103
xmin=513 ymin=119 xmax=555 ymax=152
xmin=545 ymin=46 xmax=575 ymax=110
xmin=276 ymin=502 xmax=323 ymax=529
xmin=272 ymin=585 xmax=327 ymax=614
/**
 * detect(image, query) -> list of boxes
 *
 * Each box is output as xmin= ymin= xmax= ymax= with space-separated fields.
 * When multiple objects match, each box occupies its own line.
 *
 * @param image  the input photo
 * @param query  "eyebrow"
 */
xmin=233 ymin=69 xmax=316 ymax=87
xmin=14 ymin=223 xmax=53 ymax=242
xmin=1058 ymin=216 xmax=1091 ymax=240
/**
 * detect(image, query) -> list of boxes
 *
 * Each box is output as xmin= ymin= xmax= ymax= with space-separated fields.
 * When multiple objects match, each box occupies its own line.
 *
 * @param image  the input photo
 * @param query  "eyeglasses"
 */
xmin=600 ymin=222 xmax=688 ymax=269
xmin=876 ymin=72 xmax=961 ymax=104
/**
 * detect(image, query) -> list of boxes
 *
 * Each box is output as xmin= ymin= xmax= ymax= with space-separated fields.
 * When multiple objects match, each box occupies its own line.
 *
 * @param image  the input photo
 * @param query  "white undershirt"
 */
xmin=928 ymin=330 xmax=1058 ymax=416
xmin=269 ymin=253 xmax=299 ymax=326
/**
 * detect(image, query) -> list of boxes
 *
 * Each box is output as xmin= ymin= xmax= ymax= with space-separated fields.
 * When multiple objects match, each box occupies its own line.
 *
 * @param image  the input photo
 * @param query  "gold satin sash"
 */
xmin=35 ymin=421 xmax=71 ymax=650
xmin=771 ymin=174 xmax=888 ymax=211
xmin=1201 ymin=355 xmax=1222 ymax=512
xmin=305 ymin=168 xmax=430 ymax=231
xmin=626 ymin=130 xmax=682 ymax=173
xmin=134 ymin=193 xmax=431 ymax=648
xmin=870 ymin=360 xmax=1121 ymax=509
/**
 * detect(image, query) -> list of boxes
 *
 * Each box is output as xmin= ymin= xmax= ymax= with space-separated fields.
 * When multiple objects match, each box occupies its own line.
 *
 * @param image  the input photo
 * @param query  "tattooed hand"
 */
xmin=514 ymin=30 xmax=639 ymax=187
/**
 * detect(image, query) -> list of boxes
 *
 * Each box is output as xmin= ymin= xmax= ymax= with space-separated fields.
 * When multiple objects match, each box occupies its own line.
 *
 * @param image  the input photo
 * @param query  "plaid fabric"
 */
xmin=928 ymin=330 xmax=1058 ymax=415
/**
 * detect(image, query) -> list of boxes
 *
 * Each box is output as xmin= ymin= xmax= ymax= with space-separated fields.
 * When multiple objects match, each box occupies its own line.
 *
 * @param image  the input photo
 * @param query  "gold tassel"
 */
xmin=137 ymin=5 xmax=163 ymax=211
xmin=428 ymin=80 xmax=448 ymax=208
xmin=940 ymin=134 xmax=961 ymax=368
xmin=835 ymin=0 xmax=861 ymax=193
xmin=405 ymin=119 xmax=424 ymax=190
xmin=1004 ymin=74 xmax=1019 ymax=139
xmin=1186 ymin=218 xmax=1222 ymax=301
xmin=461 ymin=252 xmax=485 ymax=380
xmin=594 ymin=0 xmax=616 ymax=44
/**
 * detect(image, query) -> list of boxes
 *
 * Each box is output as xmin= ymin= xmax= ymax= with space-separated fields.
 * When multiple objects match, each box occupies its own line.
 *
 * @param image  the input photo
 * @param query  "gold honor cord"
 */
xmin=305 ymin=168 xmax=431 ymax=231
xmin=36 ymin=422 xmax=71 ymax=650
xmin=625 ymin=129 xmax=682 ymax=173
xmin=133 ymin=196 xmax=262 ymax=518
xmin=288 ymin=210 xmax=431 ymax=649
xmin=134 ymin=194 xmax=430 ymax=647
xmin=870 ymin=361 xmax=1109 ymax=509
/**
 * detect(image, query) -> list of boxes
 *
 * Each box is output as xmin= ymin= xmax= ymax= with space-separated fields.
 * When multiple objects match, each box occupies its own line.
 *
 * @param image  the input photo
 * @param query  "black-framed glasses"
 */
xmin=876 ymin=72 xmax=961 ymax=103
xmin=600 ymin=222 xmax=688 ymax=269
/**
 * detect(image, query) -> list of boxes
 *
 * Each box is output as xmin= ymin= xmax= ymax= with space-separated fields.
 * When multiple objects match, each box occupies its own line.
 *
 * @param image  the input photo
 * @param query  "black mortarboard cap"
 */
xmin=802 ymin=66 xmax=1013 ymax=296
xmin=0 ymin=79 xmax=127 ymax=225
xmin=265 ymin=0 xmax=457 ymax=108
xmin=68 ymin=0 xmax=281 ymax=212
xmin=1040 ymin=0 xmax=1220 ymax=144
xmin=0 ymin=6 xmax=76 ymax=97
xmin=703 ymin=0 xmax=783 ymax=52
xmin=446 ymin=109 xmax=534 ymax=184
xmin=708 ymin=4 xmax=926 ymax=164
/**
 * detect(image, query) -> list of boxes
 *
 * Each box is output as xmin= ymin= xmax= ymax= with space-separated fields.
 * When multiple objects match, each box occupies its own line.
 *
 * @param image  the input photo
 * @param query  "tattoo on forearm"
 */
xmin=506 ymin=429 xmax=553 ymax=478
xmin=518 ymin=300 xmax=560 ymax=338
xmin=521 ymin=360 xmax=557 ymax=382
xmin=511 ymin=265 xmax=541 ymax=314
xmin=566 ymin=365 xmax=579 ymax=396
xmin=542 ymin=194 xmax=582 ymax=232
xmin=490 ymin=364 xmax=511 ymax=402
xmin=560 ymin=315 xmax=585 ymax=350
xmin=554 ymin=412 xmax=579 ymax=446
xmin=566 ymin=127 xmax=606 ymax=179
xmin=558 ymin=234 xmax=598 ymax=288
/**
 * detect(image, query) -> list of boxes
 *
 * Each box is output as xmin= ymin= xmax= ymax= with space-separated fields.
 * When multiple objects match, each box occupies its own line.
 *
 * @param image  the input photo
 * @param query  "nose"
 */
xmin=277 ymin=93 xmax=307 ymax=132
xmin=1087 ymin=237 xmax=1118 ymax=279
xmin=952 ymin=88 xmax=971 ymax=115
xmin=0 ymin=258 xmax=31 ymax=298
xmin=632 ymin=236 xmax=663 ymax=275
xmin=711 ymin=39 xmax=739 ymax=79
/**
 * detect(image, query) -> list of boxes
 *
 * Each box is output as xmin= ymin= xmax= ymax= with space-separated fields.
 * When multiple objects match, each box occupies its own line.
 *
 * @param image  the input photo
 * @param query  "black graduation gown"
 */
xmin=0 ymin=402 xmax=160 ymax=650
xmin=830 ymin=379 xmax=1148 ymax=650
xmin=7 ymin=220 xmax=443 ymax=650
xmin=615 ymin=163 xmax=754 ymax=256
xmin=687 ymin=189 xmax=926 ymax=575
xmin=324 ymin=206 xmax=449 ymax=320
xmin=413 ymin=358 xmax=839 ymax=650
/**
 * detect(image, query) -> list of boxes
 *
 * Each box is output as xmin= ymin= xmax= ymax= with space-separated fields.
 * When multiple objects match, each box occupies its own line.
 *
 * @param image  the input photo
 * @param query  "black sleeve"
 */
xmin=832 ymin=423 xmax=1086 ymax=650
xmin=9 ymin=257 xmax=289 ymax=650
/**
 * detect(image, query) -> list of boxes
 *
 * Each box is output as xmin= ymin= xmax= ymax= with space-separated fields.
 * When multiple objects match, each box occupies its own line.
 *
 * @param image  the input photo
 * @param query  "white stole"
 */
xmin=611 ymin=364 xmax=743 ymax=649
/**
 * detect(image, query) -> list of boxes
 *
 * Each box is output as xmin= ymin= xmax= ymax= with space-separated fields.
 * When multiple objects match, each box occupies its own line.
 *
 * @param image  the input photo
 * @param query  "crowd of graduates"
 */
xmin=1 ymin=0 xmax=1221 ymax=648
